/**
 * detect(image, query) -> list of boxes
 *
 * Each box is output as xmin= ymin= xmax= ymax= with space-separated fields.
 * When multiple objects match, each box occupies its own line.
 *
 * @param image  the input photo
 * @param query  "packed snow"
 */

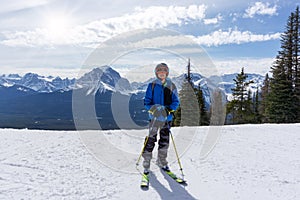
xmin=0 ymin=124 xmax=299 ymax=200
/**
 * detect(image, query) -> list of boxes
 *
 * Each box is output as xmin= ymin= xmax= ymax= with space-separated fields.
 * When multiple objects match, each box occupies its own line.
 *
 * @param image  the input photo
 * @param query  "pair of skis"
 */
xmin=140 ymin=168 xmax=187 ymax=189
xmin=138 ymin=117 xmax=186 ymax=189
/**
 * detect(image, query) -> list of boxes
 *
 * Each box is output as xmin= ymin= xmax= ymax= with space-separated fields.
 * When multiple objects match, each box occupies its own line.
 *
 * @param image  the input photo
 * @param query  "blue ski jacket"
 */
xmin=144 ymin=78 xmax=180 ymax=122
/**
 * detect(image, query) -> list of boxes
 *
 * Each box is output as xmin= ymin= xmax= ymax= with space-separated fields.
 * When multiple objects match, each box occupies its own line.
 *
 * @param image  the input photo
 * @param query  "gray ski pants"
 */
xmin=142 ymin=120 xmax=171 ymax=169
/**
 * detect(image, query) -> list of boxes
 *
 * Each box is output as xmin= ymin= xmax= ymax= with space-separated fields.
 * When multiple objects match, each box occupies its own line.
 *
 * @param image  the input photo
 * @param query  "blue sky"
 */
xmin=0 ymin=0 xmax=299 ymax=79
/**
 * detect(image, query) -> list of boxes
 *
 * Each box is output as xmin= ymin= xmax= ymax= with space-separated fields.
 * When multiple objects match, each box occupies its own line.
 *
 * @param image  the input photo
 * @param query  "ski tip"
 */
xmin=140 ymin=185 xmax=149 ymax=190
xmin=175 ymin=177 xmax=188 ymax=185
xmin=178 ymin=180 xmax=188 ymax=186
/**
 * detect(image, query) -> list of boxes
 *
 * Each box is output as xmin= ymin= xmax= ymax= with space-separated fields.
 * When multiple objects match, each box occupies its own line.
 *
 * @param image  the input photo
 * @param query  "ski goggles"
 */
xmin=156 ymin=67 xmax=168 ymax=73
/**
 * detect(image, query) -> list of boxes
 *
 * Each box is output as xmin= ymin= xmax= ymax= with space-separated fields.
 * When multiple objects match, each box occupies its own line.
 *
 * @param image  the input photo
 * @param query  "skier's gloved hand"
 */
xmin=149 ymin=104 xmax=159 ymax=115
xmin=165 ymin=107 xmax=174 ymax=115
xmin=149 ymin=104 xmax=168 ymax=118
xmin=154 ymin=105 xmax=166 ymax=118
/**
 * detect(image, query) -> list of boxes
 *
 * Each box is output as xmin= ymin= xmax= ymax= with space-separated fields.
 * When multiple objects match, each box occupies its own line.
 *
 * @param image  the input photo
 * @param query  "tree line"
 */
xmin=226 ymin=6 xmax=300 ymax=124
xmin=173 ymin=6 xmax=300 ymax=126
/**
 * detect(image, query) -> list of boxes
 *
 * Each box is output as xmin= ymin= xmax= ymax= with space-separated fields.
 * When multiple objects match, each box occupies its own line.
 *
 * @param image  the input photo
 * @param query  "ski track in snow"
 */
xmin=0 ymin=124 xmax=299 ymax=200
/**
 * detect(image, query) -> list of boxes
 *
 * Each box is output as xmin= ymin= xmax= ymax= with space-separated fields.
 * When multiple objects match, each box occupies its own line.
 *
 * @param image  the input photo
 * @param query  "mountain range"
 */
xmin=0 ymin=73 xmax=76 ymax=93
xmin=0 ymin=66 xmax=265 ymax=130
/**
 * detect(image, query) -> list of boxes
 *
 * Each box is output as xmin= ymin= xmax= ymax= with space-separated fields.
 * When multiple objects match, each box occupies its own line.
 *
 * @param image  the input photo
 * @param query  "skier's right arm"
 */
xmin=144 ymin=83 xmax=153 ymax=111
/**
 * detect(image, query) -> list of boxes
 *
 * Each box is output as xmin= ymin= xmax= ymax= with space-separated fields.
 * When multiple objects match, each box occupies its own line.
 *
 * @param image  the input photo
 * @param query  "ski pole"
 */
xmin=170 ymin=131 xmax=185 ymax=179
xmin=136 ymin=135 xmax=149 ymax=167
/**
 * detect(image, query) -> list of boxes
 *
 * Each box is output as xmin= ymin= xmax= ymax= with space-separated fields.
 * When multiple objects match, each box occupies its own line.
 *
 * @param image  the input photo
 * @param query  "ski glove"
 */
xmin=149 ymin=104 xmax=168 ymax=118
xmin=165 ymin=107 xmax=175 ymax=115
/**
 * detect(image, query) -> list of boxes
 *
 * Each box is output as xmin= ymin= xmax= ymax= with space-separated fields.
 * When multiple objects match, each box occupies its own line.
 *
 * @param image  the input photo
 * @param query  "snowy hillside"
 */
xmin=0 ymin=124 xmax=299 ymax=200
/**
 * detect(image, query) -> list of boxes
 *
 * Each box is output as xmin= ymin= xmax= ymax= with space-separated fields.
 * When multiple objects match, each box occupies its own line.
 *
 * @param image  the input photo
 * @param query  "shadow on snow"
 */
xmin=149 ymin=170 xmax=197 ymax=200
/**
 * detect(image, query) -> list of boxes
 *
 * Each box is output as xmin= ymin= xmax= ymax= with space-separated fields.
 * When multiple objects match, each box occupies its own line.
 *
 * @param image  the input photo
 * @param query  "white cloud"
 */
xmin=0 ymin=5 xmax=207 ymax=48
xmin=0 ymin=3 xmax=281 ymax=49
xmin=190 ymin=28 xmax=281 ymax=47
xmin=128 ymin=35 xmax=195 ymax=49
xmin=214 ymin=57 xmax=274 ymax=75
xmin=203 ymin=13 xmax=222 ymax=25
xmin=0 ymin=0 xmax=51 ymax=13
xmin=244 ymin=2 xmax=278 ymax=18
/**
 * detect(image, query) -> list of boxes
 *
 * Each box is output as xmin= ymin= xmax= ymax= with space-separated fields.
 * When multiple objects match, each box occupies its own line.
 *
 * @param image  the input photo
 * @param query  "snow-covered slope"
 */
xmin=0 ymin=124 xmax=299 ymax=200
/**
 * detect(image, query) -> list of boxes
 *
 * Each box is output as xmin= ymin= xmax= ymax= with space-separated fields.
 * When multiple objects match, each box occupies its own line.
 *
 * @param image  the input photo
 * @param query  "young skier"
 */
xmin=142 ymin=63 xmax=180 ymax=176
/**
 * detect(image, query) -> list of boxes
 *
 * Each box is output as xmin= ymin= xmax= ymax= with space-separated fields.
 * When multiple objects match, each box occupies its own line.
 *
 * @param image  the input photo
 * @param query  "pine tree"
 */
xmin=174 ymin=79 xmax=199 ymax=126
xmin=210 ymin=89 xmax=226 ymax=125
xmin=194 ymin=84 xmax=210 ymax=125
xmin=266 ymin=58 xmax=295 ymax=122
xmin=260 ymin=73 xmax=270 ymax=122
xmin=253 ymin=88 xmax=261 ymax=123
xmin=226 ymin=67 xmax=254 ymax=124
xmin=265 ymin=7 xmax=300 ymax=123
xmin=173 ymin=106 xmax=181 ymax=126
xmin=293 ymin=7 xmax=300 ymax=120
xmin=174 ymin=59 xmax=201 ymax=126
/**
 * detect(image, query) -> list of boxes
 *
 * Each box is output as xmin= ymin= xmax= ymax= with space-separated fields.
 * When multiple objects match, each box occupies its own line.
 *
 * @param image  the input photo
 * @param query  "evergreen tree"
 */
xmin=174 ymin=59 xmax=201 ymax=126
xmin=210 ymin=89 xmax=226 ymax=125
xmin=173 ymin=106 xmax=181 ymax=126
xmin=265 ymin=7 xmax=300 ymax=123
xmin=266 ymin=58 xmax=296 ymax=122
xmin=260 ymin=73 xmax=270 ymax=122
xmin=252 ymin=88 xmax=261 ymax=123
xmin=174 ymin=79 xmax=199 ymax=126
xmin=194 ymin=84 xmax=210 ymax=125
xmin=293 ymin=7 xmax=300 ymax=120
xmin=226 ymin=67 xmax=254 ymax=124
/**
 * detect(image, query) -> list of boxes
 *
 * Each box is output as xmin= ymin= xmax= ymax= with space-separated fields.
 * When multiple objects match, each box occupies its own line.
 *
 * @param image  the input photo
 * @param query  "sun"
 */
xmin=43 ymin=12 xmax=73 ymax=42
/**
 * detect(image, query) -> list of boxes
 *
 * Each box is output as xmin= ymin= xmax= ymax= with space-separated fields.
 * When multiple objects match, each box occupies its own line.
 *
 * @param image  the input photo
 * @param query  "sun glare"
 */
xmin=43 ymin=12 xmax=73 ymax=42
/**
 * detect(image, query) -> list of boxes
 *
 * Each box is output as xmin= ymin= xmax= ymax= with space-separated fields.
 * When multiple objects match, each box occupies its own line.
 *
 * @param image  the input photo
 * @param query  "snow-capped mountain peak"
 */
xmin=0 ymin=73 xmax=75 ymax=93
xmin=75 ymin=66 xmax=131 ymax=95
